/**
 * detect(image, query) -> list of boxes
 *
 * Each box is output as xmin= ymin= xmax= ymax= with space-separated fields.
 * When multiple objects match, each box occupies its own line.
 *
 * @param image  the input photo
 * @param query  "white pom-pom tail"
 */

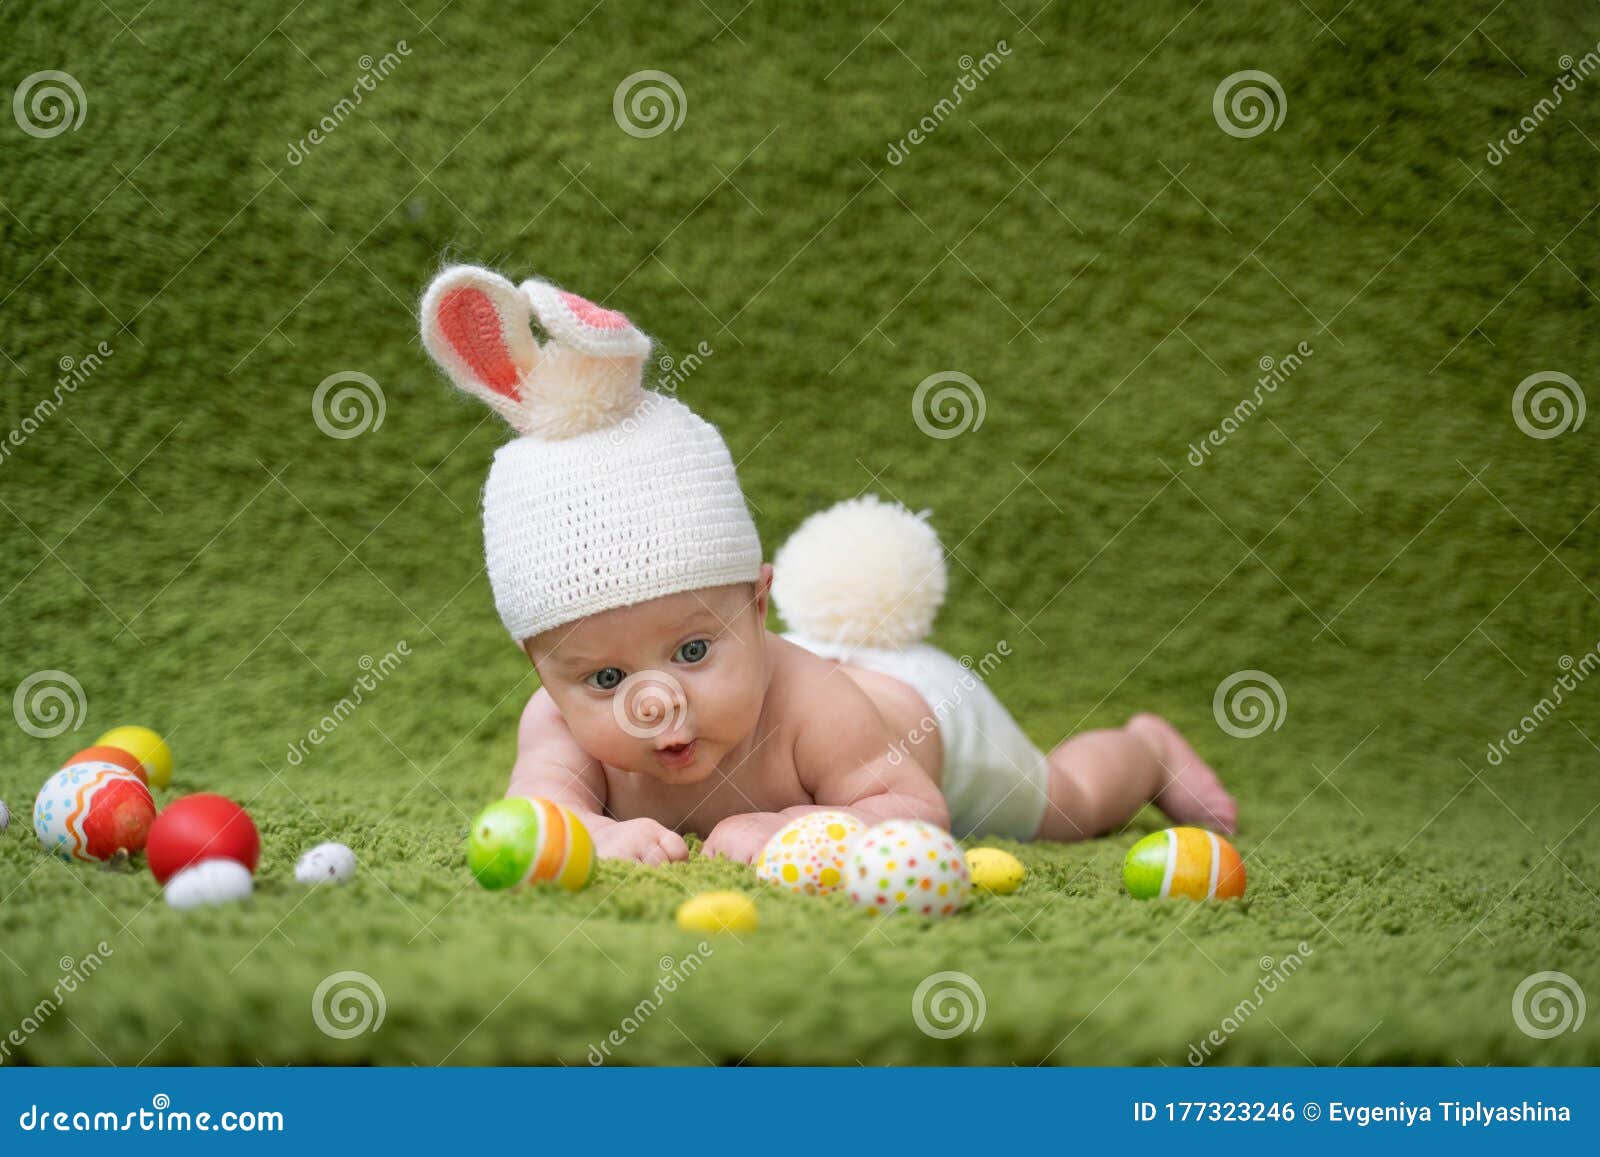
xmin=773 ymin=495 xmax=947 ymax=649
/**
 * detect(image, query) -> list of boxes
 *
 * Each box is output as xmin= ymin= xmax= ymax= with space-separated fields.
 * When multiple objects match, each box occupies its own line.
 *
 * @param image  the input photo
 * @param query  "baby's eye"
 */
xmin=675 ymin=639 xmax=709 ymax=664
xmin=586 ymin=668 xmax=625 ymax=690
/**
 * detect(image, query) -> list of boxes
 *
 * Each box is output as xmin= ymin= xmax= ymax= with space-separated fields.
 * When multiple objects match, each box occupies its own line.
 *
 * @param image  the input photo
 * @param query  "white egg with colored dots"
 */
xmin=755 ymin=810 xmax=865 ymax=896
xmin=846 ymin=819 xmax=971 ymax=917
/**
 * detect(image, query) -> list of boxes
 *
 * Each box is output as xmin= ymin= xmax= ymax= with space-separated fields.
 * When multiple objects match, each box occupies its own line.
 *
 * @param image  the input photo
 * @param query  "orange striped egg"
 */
xmin=755 ymin=811 xmax=865 ymax=895
xmin=467 ymin=797 xmax=595 ymax=892
xmin=1123 ymin=827 xmax=1246 ymax=900
xmin=34 ymin=761 xmax=157 ymax=862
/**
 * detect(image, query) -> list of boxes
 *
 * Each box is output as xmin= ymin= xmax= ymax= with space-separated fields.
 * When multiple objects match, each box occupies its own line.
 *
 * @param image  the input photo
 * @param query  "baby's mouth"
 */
xmin=654 ymin=738 xmax=698 ymax=768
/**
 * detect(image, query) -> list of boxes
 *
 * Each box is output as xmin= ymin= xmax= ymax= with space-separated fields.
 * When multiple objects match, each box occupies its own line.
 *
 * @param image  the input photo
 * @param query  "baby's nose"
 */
xmin=612 ymin=669 xmax=690 ymax=740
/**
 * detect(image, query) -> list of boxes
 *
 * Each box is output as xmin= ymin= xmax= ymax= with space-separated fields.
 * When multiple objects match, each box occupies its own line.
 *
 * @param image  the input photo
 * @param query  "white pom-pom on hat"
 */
xmin=773 ymin=494 xmax=947 ymax=650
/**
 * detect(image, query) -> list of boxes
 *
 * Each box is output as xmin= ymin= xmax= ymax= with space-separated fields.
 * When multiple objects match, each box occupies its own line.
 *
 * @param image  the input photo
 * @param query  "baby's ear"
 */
xmin=420 ymin=266 xmax=541 ymax=425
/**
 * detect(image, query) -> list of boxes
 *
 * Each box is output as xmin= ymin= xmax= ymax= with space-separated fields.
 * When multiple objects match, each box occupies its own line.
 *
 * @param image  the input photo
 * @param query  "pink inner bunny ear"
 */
xmin=521 ymin=279 xmax=651 ymax=360
xmin=421 ymin=267 xmax=539 ymax=413
xmin=437 ymin=287 xmax=524 ymax=398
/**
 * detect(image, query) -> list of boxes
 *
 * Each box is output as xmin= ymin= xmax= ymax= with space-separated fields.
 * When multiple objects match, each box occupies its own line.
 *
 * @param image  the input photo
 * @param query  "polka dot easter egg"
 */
xmin=33 ymin=761 xmax=157 ymax=862
xmin=1123 ymin=827 xmax=1246 ymax=901
xmin=755 ymin=810 xmax=864 ymax=896
xmin=468 ymin=797 xmax=595 ymax=892
xmin=846 ymin=819 xmax=971 ymax=917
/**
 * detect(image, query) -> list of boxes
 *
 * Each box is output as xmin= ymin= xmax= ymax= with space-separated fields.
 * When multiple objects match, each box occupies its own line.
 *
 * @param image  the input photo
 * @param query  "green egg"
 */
xmin=1122 ymin=831 xmax=1169 ymax=900
xmin=467 ymin=798 xmax=541 ymax=890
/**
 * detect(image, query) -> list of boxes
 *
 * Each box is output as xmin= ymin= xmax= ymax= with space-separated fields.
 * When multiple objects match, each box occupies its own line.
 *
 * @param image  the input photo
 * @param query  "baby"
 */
xmin=421 ymin=265 xmax=1237 ymax=865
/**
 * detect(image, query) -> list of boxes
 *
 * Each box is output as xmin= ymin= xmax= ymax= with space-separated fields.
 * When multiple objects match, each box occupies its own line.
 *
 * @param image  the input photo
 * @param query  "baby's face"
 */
xmin=524 ymin=565 xmax=774 ymax=785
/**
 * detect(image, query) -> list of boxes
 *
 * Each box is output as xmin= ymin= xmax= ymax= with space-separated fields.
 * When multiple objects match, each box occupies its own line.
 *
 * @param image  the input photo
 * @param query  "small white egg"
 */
xmin=164 ymin=858 xmax=254 ymax=909
xmin=0 ymin=799 xmax=10 ymax=833
xmin=295 ymin=841 xmax=357 ymax=885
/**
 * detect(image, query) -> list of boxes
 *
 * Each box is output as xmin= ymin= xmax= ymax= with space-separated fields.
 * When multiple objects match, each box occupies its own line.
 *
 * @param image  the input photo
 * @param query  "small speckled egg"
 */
xmin=164 ymin=858 xmax=254 ymax=909
xmin=846 ymin=819 xmax=971 ymax=917
xmin=966 ymin=847 xmax=1026 ymax=894
xmin=755 ymin=810 xmax=864 ymax=895
xmin=33 ymin=762 xmax=157 ymax=862
xmin=295 ymin=842 xmax=357 ymax=885
xmin=0 ymin=799 xmax=10 ymax=833
xmin=1124 ymin=827 xmax=1246 ymax=900
xmin=675 ymin=890 xmax=759 ymax=934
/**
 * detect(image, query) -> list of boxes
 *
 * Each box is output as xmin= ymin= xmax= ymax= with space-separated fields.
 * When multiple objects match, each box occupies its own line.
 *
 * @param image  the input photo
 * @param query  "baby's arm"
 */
xmin=700 ymin=676 xmax=949 ymax=863
xmin=509 ymin=689 xmax=688 ymax=865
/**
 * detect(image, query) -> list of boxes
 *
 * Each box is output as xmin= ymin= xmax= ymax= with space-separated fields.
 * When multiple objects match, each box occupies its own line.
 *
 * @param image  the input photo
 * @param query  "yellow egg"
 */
xmin=675 ymin=890 xmax=759 ymax=934
xmin=96 ymin=725 xmax=172 ymax=789
xmin=965 ymin=847 xmax=1026 ymax=894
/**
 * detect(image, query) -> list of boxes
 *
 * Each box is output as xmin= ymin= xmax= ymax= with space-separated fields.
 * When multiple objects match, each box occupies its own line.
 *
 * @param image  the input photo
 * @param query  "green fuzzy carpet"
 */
xmin=2 ymin=0 xmax=1598 ymax=1065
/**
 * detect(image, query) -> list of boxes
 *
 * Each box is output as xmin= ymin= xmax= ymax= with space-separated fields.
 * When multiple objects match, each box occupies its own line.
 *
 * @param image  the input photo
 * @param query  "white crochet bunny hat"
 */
xmin=420 ymin=265 xmax=762 ymax=643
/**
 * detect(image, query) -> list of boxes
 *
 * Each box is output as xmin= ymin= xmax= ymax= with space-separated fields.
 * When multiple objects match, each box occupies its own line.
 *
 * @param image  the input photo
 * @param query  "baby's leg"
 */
xmin=1034 ymin=713 xmax=1237 ymax=841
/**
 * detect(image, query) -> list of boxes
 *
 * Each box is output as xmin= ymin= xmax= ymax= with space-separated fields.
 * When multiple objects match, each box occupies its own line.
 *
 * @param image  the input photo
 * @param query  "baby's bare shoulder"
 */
xmin=767 ymin=635 xmax=874 ymax=712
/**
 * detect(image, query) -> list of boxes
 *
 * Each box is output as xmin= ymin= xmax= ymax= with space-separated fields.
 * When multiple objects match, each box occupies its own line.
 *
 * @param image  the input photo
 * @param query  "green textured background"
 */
xmin=1 ymin=0 xmax=1597 ymax=1065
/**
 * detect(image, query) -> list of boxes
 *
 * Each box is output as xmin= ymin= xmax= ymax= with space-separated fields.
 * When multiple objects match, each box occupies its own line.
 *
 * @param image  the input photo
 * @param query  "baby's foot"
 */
xmin=1127 ymin=713 xmax=1239 ymax=834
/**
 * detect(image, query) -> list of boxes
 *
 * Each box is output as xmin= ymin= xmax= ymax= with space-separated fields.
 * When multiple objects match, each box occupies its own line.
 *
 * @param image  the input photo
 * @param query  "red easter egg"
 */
xmin=62 ymin=744 xmax=148 ymax=784
xmin=80 ymin=774 xmax=158 ymax=858
xmin=147 ymin=793 xmax=260 ymax=884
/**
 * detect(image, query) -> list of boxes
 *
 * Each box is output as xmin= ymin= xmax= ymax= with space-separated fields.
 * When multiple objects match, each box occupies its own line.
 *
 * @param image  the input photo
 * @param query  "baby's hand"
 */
xmin=701 ymin=812 xmax=789 ymax=865
xmin=593 ymin=818 xmax=689 ymax=865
